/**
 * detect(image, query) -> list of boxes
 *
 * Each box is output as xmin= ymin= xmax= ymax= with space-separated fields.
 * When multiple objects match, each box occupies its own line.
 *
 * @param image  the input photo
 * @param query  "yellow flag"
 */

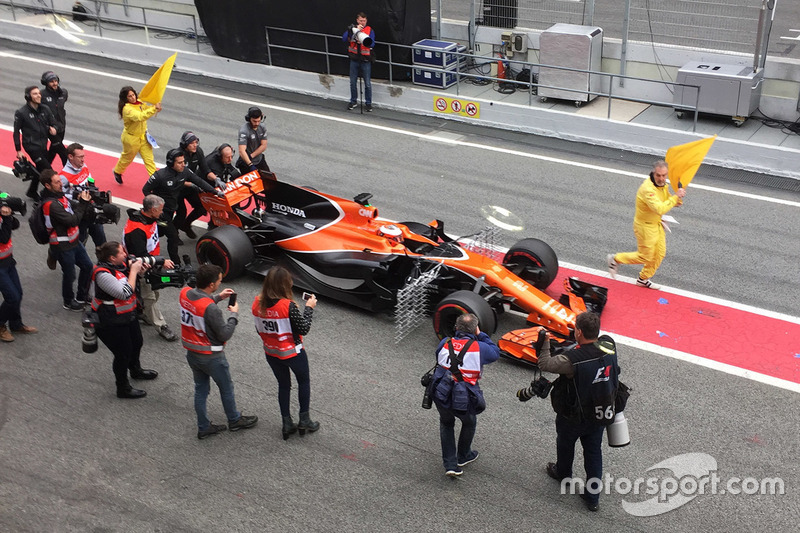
xmin=665 ymin=135 xmax=716 ymax=192
xmin=138 ymin=52 xmax=177 ymax=105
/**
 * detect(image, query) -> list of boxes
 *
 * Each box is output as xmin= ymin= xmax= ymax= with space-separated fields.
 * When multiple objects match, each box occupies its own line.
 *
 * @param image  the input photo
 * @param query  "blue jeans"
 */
xmin=0 ymin=264 xmax=24 ymax=329
xmin=265 ymin=349 xmax=311 ymax=417
xmin=435 ymin=402 xmax=477 ymax=471
xmin=79 ymin=221 xmax=107 ymax=248
xmin=555 ymin=414 xmax=605 ymax=504
xmin=186 ymin=351 xmax=240 ymax=430
xmin=349 ymin=59 xmax=372 ymax=105
xmin=54 ymin=244 xmax=92 ymax=304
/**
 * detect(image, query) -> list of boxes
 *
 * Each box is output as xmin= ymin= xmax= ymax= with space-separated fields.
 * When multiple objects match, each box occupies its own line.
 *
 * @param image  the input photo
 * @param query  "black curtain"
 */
xmin=195 ymin=0 xmax=431 ymax=80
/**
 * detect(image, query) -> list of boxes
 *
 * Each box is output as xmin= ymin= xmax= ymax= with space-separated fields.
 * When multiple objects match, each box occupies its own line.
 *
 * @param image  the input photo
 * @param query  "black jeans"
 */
xmin=160 ymin=208 xmax=181 ymax=263
xmin=174 ymin=187 xmax=206 ymax=230
xmin=24 ymin=148 xmax=52 ymax=198
xmin=96 ymin=319 xmax=144 ymax=390
xmin=265 ymin=349 xmax=311 ymax=417
xmin=555 ymin=414 xmax=605 ymax=504
xmin=54 ymin=244 xmax=92 ymax=304
xmin=47 ymin=132 xmax=68 ymax=166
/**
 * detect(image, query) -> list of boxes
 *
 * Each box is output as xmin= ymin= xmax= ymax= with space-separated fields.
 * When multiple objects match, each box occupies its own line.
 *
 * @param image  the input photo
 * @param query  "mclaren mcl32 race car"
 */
xmin=196 ymin=171 xmax=608 ymax=363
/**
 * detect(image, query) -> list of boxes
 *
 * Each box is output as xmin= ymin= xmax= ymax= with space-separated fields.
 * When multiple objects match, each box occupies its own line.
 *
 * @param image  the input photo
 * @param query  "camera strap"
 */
xmin=446 ymin=338 xmax=475 ymax=382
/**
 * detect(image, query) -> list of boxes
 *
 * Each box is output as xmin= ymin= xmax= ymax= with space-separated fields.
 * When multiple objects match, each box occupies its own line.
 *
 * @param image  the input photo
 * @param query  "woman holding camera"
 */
xmin=252 ymin=266 xmax=319 ymax=439
xmin=91 ymin=241 xmax=158 ymax=399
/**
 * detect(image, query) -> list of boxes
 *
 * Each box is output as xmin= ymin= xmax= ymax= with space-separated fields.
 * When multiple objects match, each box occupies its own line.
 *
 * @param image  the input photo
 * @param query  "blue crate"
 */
xmin=412 ymin=66 xmax=458 ymax=89
xmin=412 ymin=39 xmax=466 ymax=69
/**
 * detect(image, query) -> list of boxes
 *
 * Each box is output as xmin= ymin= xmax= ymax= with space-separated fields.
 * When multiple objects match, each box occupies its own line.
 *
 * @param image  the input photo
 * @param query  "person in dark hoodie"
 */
xmin=173 ymin=132 xmax=225 ymax=240
xmin=13 ymin=86 xmax=57 ymax=200
xmin=39 ymin=169 xmax=93 ymax=311
xmin=141 ymin=148 xmax=222 ymax=264
xmin=40 ymin=71 xmax=69 ymax=166
xmin=122 ymin=194 xmax=178 ymax=342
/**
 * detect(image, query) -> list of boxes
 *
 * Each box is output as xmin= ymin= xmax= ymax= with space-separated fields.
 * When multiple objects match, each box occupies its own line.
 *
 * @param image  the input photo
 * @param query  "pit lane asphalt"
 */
xmin=0 ymin=43 xmax=798 ymax=532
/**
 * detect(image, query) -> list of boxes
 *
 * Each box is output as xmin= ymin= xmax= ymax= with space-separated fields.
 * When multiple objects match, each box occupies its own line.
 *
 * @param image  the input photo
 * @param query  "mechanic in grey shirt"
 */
xmin=236 ymin=106 xmax=270 ymax=175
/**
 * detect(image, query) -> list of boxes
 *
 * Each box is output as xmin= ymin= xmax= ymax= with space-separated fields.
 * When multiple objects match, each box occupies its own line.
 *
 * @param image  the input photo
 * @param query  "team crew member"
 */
xmin=343 ymin=11 xmax=375 ymax=111
xmin=607 ymin=160 xmax=686 ymax=290
xmin=0 ymin=204 xmax=38 ymax=342
xmin=13 ymin=86 xmax=57 ymax=200
xmin=174 ymin=131 xmax=224 ymax=240
xmin=431 ymin=313 xmax=500 ymax=477
xmin=40 ymin=71 xmax=69 ymax=166
xmin=113 ymin=86 xmax=162 ymax=184
xmin=40 ymin=169 xmax=94 ymax=311
xmin=253 ymin=266 xmax=319 ymax=440
xmin=142 ymin=149 xmax=221 ymax=263
xmin=236 ymin=107 xmax=270 ymax=175
xmin=59 ymin=143 xmax=107 ymax=248
xmin=123 ymin=195 xmax=179 ymax=342
xmin=181 ymin=264 xmax=258 ymax=440
xmin=536 ymin=312 xmax=620 ymax=512
xmin=205 ymin=144 xmax=241 ymax=184
xmin=91 ymin=241 xmax=158 ymax=399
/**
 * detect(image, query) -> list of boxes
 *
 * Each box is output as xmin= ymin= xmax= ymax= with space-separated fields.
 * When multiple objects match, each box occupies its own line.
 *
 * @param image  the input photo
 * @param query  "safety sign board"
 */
xmin=433 ymin=96 xmax=480 ymax=119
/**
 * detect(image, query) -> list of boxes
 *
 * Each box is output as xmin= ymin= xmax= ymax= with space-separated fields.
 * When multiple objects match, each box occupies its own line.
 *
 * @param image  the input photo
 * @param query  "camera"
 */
xmin=0 ymin=192 xmax=27 ymax=216
xmin=128 ymin=255 xmax=165 ymax=268
xmin=12 ymin=158 xmax=39 ymax=182
xmin=73 ymin=182 xmax=121 ymax=225
xmin=142 ymin=254 xmax=197 ymax=290
xmin=348 ymin=24 xmax=373 ymax=46
xmin=421 ymin=367 xmax=435 ymax=409
xmin=516 ymin=375 xmax=553 ymax=401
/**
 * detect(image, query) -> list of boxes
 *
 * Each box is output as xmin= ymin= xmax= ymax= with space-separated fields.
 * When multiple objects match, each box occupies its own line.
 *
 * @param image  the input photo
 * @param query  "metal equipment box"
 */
xmin=412 ymin=39 xmax=466 ymax=69
xmin=538 ymin=24 xmax=603 ymax=105
xmin=673 ymin=61 xmax=764 ymax=122
xmin=412 ymin=66 xmax=458 ymax=89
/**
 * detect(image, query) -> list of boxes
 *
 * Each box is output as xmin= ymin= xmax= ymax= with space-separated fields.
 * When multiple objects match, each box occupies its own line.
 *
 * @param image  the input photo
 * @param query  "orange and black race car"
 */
xmin=196 ymin=171 xmax=607 ymax=361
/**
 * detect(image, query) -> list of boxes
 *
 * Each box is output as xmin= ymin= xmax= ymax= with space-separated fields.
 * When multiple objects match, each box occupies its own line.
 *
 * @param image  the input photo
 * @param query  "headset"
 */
xmin=41 ymin=71 xmax=59 ymax=85
xmin=166 ymin=148 xmax=184 ymax=168
xmin=24 ymin=86 xmax=37 ymax=102
xmin=179 ymin=131 xmax=198 ymax=149
xmin=215 ymin=143 xmax=232 ymax=156
xmin=245 ymin=106 xmax=263 ymax=121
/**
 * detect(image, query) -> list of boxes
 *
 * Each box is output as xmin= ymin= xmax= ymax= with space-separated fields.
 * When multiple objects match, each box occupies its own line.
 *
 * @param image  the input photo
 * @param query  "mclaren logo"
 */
xmin=272 ymin=202 xmax=306 ymax=218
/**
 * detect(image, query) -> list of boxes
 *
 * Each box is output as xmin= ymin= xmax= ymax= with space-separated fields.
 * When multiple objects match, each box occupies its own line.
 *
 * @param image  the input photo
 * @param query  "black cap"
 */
xmin=41 ymin=71 xmax=59 ymax=85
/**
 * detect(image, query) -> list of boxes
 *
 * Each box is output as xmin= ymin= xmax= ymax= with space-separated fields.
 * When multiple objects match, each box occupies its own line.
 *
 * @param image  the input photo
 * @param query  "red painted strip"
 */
xmin=3 ymin=130 xmax=798 ymax=384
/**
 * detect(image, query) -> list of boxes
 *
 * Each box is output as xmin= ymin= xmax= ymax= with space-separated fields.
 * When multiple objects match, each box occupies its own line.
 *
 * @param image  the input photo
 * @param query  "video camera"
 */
xmin=139 ymin=254 xmax=197 ymax=290
xmin=0 ymin=192 xmax=27 ymax=216
xmin=73 ymin=181 xmax=120 ymax=225
xmin=11 ymin=157 xmax=40 ymax=182
xmin=516 ymin=329 xmax=553 ymax=401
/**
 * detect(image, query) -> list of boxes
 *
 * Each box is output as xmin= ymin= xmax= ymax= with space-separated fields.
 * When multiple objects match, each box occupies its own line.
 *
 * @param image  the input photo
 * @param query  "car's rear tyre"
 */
xmin=504 ymin=238 xmax=558 ymax=289
xmin=433 ymin=290 xmax=497 ymax=339
xmin=196 ymin=225 xmax=254 ymax=280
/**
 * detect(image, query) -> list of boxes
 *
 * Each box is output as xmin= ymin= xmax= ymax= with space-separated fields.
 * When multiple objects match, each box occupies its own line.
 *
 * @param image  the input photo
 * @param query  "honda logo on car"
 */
xmin=272 ymin=202 xmax=306 ymax=218
xmin=223 ymin=172 xmax=260 ymax=193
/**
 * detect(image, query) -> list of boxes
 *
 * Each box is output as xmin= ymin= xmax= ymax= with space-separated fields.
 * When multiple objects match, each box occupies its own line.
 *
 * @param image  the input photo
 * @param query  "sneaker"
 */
xmin=606 ymin=254 xmax=618 ymax=279
xmin=46 ymin=252 xmax=57 ymax=270
xmin=63 ymin=299 xmax=84 ymax=311
xmin=445 ymin=468 xmax=463 ymax=477
xmin=347 ymin=102 xmax=357 ymax=110
xmin=113 ymin=172 xmax=123 ymax=184
xmin=457 ymin=450 xmax=479 ymax=467
xmin=183 ymin=224 xmax=197 ymax=240
xmin=546 ymin=462 xmax=567 ymax=481
xmin=11 ymin=325 xmax=38 ymax=334
xmin=636 ymin=277 xmax=661 ymax=290
xmin=229 ymin=414 xmax=258 ymax=432
xmin=365 ymin=104 xmax=373 ymax=112
xmin=0 ymin=325 xmax=14 ymax=342
xmin=197 ymin=423 xmax=227 ymax=440
xmin=158 ymin=324 xmax=178 ymax=342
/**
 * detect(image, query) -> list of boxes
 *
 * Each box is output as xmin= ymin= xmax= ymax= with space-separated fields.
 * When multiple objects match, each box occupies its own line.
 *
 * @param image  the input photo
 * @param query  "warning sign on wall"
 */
xmin=433 ymin=96 xmax=480 ymax=119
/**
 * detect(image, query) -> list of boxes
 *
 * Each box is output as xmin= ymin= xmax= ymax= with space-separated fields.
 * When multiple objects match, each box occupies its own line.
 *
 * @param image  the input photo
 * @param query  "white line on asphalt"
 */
xmin=2 ymin=51 xmax=800 ymax=208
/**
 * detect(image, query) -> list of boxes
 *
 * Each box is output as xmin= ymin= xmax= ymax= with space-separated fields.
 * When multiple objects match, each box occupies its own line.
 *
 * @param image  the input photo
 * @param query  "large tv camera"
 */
xmin=0 ymin=192 xmax=27 ymax=216
xmin=132 ymin=254 xmax=197 ymax=290
xmin=11 ymin=157 xmax=39 ymax=182
xmin=73 ymin=180 xmax=121 ymax=225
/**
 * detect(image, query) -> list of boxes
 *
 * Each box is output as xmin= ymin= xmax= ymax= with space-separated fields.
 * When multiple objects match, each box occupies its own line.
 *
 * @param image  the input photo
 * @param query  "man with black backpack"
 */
xmin=431 ymin=313 xmax=500 ymax=477
xmin=537 ymin=311 xmax=620 ymax=512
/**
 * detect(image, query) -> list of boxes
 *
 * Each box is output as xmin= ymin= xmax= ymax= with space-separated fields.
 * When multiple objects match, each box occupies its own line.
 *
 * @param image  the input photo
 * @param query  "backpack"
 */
xmin=29 ymin=201 xmax=50 ymax=245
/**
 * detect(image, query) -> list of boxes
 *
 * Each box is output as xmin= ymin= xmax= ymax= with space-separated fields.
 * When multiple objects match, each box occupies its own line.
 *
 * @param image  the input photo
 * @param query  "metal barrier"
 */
xmin=265 ymin=26 xmax=701 ymax=132
xmin=2 ymin=0 xmax=201 ymax=52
